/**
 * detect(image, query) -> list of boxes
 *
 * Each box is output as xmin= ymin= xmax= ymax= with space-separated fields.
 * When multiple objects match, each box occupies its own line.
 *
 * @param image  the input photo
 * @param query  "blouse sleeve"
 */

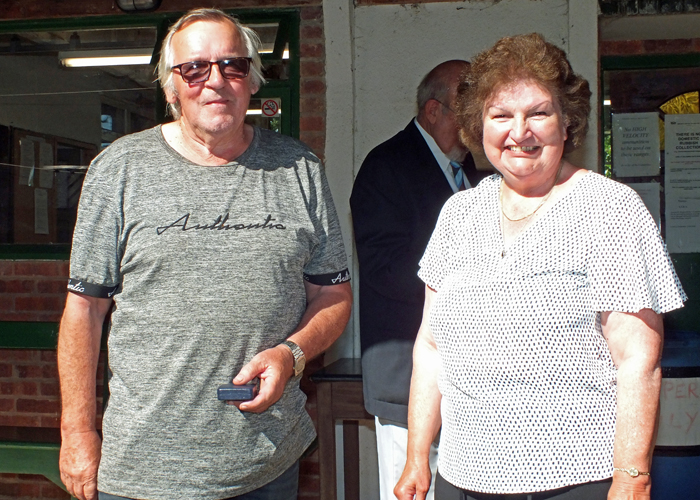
xmin=418 ymin=196 xmax=457 ymax=292
xmin=588 ymin=184 xmax=686 ymax=314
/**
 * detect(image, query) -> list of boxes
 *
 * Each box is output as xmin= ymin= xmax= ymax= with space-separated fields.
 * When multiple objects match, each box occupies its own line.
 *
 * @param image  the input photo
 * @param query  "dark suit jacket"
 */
xmin=350 ymin=120 xmax=491 ymax=423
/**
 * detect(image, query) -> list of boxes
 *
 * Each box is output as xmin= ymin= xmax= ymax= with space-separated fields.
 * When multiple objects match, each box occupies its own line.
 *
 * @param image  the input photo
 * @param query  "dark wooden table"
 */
xmin=310 ymin=358 xmax=372 ymax=500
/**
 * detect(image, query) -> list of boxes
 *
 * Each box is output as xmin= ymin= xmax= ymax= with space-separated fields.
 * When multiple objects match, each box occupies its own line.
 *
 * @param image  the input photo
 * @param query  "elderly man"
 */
xmin=350 ymin=60 xmax=490 ymax=500
xmin=58 ymin=8 xmax=351 ymax=500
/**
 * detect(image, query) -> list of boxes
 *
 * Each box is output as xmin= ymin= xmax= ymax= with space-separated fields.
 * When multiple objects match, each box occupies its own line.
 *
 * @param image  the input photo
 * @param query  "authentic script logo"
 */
xmin=157 ymin=213 xmax=286 ymax=235
xmin=67 ymin=281 xmax=85 ymax=293
xmin=332 ymin=271 xmax=351 ymax=284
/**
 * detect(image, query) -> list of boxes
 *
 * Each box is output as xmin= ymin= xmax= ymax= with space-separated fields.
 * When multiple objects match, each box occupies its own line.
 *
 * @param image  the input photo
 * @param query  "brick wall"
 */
xmin=1 ymin=1 xmax=328 ymax=498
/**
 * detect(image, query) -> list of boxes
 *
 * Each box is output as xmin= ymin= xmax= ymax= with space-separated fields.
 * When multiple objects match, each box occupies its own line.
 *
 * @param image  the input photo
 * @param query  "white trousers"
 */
xmin=375 ymin=416 xmax=439 ymax=500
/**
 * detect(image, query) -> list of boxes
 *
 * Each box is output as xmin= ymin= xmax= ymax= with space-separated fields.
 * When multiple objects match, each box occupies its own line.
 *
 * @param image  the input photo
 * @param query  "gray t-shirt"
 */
xmin=68 ymin=126 xmax=349 ymax=499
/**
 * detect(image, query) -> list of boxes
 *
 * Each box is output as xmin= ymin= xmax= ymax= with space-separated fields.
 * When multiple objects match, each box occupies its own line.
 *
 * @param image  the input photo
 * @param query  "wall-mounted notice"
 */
xmin=657 ymin=377 xmax=700 ymax=447
xmin=665 ymin=114 xmax=700 ymax=253
xmin=612 ymin=112 xmax=661 ymax=177
xmin=39 ymin=142 xmax=54 ymax=189
xmin=34 ymin=188 xmax=49 ymax=235
xmin=627 ymin=182 xmax=661 ymax=229
xmin=19 ymin=138 xmax=35 ymax=186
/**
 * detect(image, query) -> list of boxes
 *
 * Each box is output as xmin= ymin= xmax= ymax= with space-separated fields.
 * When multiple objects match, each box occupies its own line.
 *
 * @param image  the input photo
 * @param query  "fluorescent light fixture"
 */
xmin=603 ymin=99 xmax=612 ymax=106
xmin=259 ymin=49 xmax=290 ymax=60
xmin=59 ymin=49 xmax=153 ymax=67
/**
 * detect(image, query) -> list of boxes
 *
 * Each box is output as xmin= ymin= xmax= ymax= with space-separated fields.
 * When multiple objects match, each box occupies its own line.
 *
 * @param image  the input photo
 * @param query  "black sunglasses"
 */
xmin=172 ymin=57 xmax=252 ymax=84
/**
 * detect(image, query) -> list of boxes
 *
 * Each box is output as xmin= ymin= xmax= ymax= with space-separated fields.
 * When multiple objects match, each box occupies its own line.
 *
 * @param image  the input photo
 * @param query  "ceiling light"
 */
xmin=59 ymin=49 xmax=153 ymax=67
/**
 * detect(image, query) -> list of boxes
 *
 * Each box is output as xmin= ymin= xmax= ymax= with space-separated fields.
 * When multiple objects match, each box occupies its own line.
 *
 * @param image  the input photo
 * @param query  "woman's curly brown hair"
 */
xmin=455 ymin=33 xmax=591 ymax=154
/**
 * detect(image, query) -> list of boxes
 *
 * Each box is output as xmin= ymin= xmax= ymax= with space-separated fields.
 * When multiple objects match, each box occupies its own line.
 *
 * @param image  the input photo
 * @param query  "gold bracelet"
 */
xmin=613 ymin=466 xmax=650 ymax=478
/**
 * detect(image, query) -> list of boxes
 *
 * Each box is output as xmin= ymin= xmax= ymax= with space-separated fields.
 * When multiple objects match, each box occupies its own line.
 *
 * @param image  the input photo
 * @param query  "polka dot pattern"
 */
xmin=418 ymin=172 xmax=686 ymax=494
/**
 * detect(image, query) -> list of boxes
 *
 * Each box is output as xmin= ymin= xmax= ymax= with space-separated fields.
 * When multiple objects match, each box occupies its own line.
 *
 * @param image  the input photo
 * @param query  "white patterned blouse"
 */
xmin=418 ymin=171 xmax=686 ymax=494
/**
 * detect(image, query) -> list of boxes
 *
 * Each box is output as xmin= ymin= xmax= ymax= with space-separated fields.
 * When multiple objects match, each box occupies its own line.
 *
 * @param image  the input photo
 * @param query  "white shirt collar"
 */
xmin=414 ymin=118 xmax=460 ymax=193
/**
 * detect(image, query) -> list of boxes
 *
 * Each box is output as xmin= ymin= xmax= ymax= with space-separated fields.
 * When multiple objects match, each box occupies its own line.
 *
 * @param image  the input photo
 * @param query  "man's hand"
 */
xmin=231 ymin=344 xmax=294 ymax=413
xmin=59 ymin=430 xmax=102 ymax=500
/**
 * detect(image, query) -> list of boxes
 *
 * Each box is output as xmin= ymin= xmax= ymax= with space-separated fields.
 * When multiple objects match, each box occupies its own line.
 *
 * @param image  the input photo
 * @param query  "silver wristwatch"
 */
xmin=282 ymin=340 xmax=306 ymax=377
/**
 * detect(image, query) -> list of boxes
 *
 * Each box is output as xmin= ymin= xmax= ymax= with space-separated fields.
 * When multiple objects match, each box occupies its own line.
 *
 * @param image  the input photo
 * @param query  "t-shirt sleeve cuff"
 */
xmin=67 ymin=278 xmax=119 ymax=298
xmin=303 ymin=269 xmax=350 ymax=286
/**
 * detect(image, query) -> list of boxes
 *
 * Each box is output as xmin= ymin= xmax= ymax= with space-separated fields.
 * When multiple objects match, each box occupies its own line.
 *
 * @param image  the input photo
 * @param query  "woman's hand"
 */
xmin=608 ymin=474 xmax=651 ymax=499
xmin=394 ymin=457 xmax=432 ymax=500
xmin=395 ymin=285 xmax=443 ymax=500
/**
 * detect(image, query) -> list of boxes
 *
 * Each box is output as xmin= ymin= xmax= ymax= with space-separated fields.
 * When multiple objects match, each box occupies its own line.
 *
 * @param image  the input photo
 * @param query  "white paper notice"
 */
xmin=34 ymin=188 xmax=50 ymax=235
xmin=39 ymin=142 xmax=54 ymax=189
xmin=665 ymin=114 xmax=700 ymax=253
xmin=657 ymin=377 xmax=700 ymax=447
xmin=627 ymin=182 xmax=661 ymax=228
xmin=612 ymin=112 xmax=661 ymax=177
xmin=19 ymin=138 xmax=35 ymax=186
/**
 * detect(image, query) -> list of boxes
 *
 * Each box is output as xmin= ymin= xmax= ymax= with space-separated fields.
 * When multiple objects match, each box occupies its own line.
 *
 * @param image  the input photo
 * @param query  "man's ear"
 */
xmin=164 ymin=87 xmax=178 ymax=105
xmin=424 ymin=99 xmax=441 ymax=125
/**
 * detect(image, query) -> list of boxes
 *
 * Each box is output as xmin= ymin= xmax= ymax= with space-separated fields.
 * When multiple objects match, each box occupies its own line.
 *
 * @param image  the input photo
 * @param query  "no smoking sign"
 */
xmin=261 ymin=98 xmax=281 ymax=117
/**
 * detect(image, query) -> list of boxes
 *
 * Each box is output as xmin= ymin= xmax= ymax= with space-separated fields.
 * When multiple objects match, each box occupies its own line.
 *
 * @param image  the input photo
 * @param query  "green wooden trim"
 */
xmin=0 ymin=322 xmax=59 ymax=349
xmin=0 ymin=321 xmax=110 ymax=349
xmin=0 ymin=442 xmax=69 ymax=494
xmin=0 ymin=245 xmax=70 ymax=260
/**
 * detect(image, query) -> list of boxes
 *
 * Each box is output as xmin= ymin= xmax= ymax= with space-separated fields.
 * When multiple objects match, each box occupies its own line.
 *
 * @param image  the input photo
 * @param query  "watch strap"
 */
xmin=282 ymin=340 xmax=306 ymax=377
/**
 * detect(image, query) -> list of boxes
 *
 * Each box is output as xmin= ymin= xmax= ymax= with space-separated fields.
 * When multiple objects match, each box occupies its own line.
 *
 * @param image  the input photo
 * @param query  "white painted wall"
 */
xmin=324 ymin=0 xmax=600 ymax=360
xmin=322 ymin=1 xmax=600 ymax=497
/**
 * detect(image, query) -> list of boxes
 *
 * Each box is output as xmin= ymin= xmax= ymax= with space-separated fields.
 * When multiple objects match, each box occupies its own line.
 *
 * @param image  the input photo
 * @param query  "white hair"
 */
xmin=157 ymin=8 xmax=266 ymax=119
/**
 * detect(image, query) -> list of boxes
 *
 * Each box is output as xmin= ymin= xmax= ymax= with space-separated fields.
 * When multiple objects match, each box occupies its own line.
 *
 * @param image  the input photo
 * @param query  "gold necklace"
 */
xmin=499 ymin=163 xmax=563 ymax=222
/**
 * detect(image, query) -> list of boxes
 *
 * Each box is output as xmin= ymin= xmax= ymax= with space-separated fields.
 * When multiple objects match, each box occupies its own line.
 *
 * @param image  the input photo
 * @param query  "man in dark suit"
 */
xmin=350 ymin=60 xmax=491 ymax=500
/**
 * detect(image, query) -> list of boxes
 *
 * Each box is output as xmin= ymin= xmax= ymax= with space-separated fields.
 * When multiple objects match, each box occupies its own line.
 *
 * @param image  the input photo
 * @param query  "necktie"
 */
xmin=450 ymin=161 xmax=466 ymax=191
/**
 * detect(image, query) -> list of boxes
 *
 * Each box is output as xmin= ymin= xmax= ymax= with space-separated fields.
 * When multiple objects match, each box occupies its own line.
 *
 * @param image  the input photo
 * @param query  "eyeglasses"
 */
xmin=172 ymin=57 xmax=252 ymax=84
xmin=433 ymin=98 xmax=456 ymax=114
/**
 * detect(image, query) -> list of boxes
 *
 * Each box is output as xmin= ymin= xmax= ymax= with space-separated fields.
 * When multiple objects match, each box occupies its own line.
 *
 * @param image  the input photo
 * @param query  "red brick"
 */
xmin=0 ymin=311 xmax=60 ymax=322
xmin=300 ymin=6 xmax=323 ymax=20
xmin=0 ymin=295 xmax=13 ymax=311
xmin=18 ymin=481 xmax=42 ymax=497
xmin=0 ymin=262 xmax=14 ymax=275
xmin=0 ymin=279 xmax=36 ymax=293
xmin=18 ymin=381 xmax=38 ymax=395
xmin=0 ymin=349 xmax=40 ymax=362
xmin=42 ymin=364 xmax=59 ymax=379
xmin=301 ymin=61 xmax=325 ymax=78
xmin=0 ymin=363 xmax=11 ymax=377
xmin=17 ymin=365 xmax=43 ymax=378
xmin=0 ymin=481 xmax=21 ymax=497
xmin=12 ymin=261 xmax=66 ymax=277
xmin=41 ymin=382 xmax=60 ymax=396
xmin=0 ymin=398 xmax=14 ymax=411
xmin=301 ymin=25 xmax=323 ymax=39
xmin=301 ymin=96 xmax=325 ymax=113
xmin=41 ymin=350 xmax=58 ymax=362
xmin=17 ymin=398 xmax=61 ymax=413
xmin=16 ymin=474 xmax=47 ymax=481
xmin=41 ymin=481 xmax=72 ymax=498
xmin=301 ymin=79 xmax=326 ymax=94
xmin=15 ymin=295 xmax=64 ymax=312
xmin=600 ymin=40 xmax=644 ymax=56
xmin=642 ymin=38 xmax=693 ymax=54
xmin=40 ymin=415 xmax=61 ymax=428
xmin=0 ymin=382 xmax=12 ymax=394
xmin=300 ymin=43 xmax=323 ymax=58
xmin=37 ymin=280 xmax=69 ymax=294
xmin=0 ymin=414 xmax=41 ymax=426
xmin=300 ymin=116 xmax=324 ymax=132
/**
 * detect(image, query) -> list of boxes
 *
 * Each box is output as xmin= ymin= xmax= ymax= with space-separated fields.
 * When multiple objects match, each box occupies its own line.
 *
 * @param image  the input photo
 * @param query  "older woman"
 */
xmin=395 ymin=33 xmax=686 ymax=500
